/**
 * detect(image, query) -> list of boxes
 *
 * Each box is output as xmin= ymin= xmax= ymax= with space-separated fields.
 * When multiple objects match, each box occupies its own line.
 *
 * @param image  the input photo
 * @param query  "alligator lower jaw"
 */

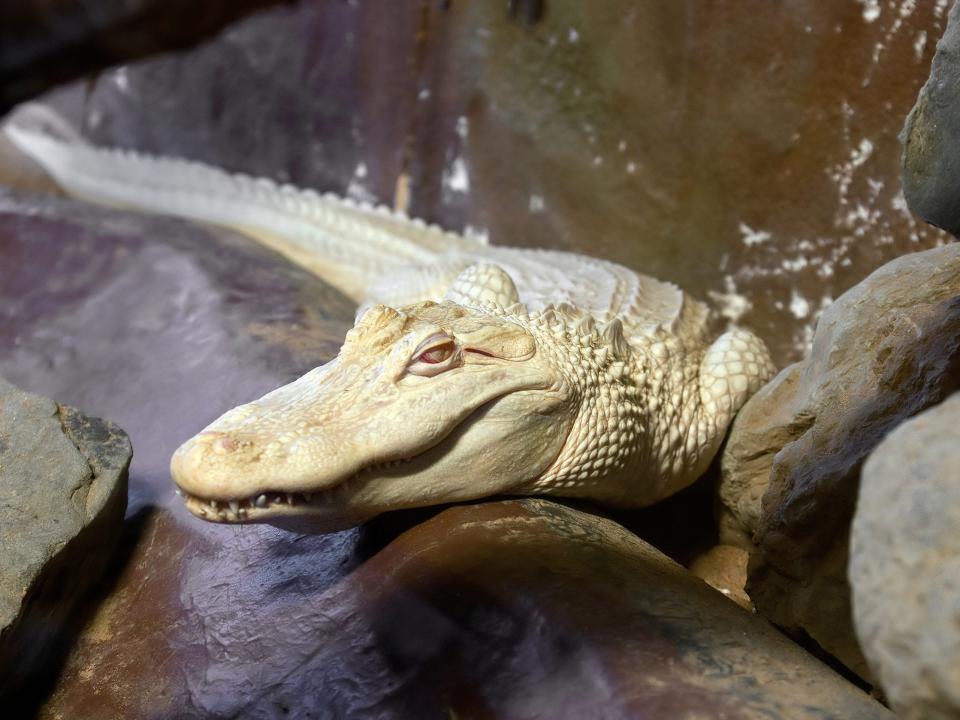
xmin=174 ymin=456 xmax=415 ymax=523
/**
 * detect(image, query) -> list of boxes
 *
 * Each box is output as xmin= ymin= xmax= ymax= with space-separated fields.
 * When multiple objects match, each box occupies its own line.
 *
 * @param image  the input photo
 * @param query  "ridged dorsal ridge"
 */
xmin=575 ymin=315 xmax=597 ymax=335
xmin=477 ymin=300 xmax=505 ymax=314
xmin=599 ymin=318 xmax=631 ymax=361
xmin=38 ymin=126 xmax=481 ymax=247
xmin=540 ymin=302 xmax=592 ymax=323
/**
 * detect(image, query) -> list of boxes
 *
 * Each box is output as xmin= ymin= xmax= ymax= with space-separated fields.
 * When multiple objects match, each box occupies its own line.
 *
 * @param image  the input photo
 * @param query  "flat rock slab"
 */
xmin=851 ymin=392 xmax=960 ymax=719
xmin=0 ymin=376 xmax=130 ymax=695
xmin=0 ymin=188 xmax=355 ymax=512
xmin=720 ymin=243 xmax=960 ymax=678
xmin=35 ymin=499 xmax=894 ymax=720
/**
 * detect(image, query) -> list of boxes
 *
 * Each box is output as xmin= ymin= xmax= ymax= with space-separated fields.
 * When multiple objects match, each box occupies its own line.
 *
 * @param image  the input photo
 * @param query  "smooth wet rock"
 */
xmin=15 ymin=0 xmax=951 ymax=366
xmin=0 ymin=188 xmax=355 ymax=511
xmin=0 ymin=376 xmax=130 ymax=697
xmin=39 ymin=500 xmax=895 ymax=719
xmin=851 ymin=392 xmax=960 ymax=720
xmin=902 ymin=0 xmax=960 ymax=237
xmin=719 ymin=243 xmax=960 ymax=679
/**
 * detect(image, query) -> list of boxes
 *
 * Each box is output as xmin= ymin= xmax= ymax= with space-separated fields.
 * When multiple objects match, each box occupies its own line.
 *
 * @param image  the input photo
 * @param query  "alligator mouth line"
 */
xmin=175 ymin=456 xmax=415 ymax=522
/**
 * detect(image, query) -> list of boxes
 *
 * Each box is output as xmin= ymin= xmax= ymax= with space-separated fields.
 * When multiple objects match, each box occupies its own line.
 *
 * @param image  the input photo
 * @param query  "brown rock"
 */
xmin=12 ymin=0 xmax=951 ymax=366
xmin=689 ymin=543 xmax=752 ymax=610
xmin=0 ymin=376 xmax=130 ymax=697
xmin=718 ymin=364 xmax=810 ymax=547
xmin=37 ymin=498 xmax=895 ymax=719
xmin=851 ymin=392 xmax=960 ymax=719
xmin=719 ymin=243 xmax=960 ymax=679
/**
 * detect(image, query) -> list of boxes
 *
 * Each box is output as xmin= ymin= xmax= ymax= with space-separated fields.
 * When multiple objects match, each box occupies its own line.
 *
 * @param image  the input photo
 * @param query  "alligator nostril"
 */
xmin=211 ymin=436 xmax=239 ymax=454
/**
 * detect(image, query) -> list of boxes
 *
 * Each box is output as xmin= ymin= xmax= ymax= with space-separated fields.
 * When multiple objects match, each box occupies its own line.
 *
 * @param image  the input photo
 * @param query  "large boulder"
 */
xmin=11 ymin=0 xmax=951 ymax=366
xmin=0 ymin=188 xmax=355 ymax=511
xmin=719 ymin=243 xmax=960 ymax=678
xmin=902 ymin=0 xmax=960 ymax=236
xmin=0 ymin=376 xmax=130 ymax=697
xmin=851 ymin=392 xmax=960 ymax=720
xmin=36 ymin=497 xmax=898 ymax=719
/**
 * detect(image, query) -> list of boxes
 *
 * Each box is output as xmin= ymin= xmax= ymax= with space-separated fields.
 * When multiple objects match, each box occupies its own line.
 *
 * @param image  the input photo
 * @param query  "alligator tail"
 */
xmin=3 ymin=102 xmax=485 ymax=301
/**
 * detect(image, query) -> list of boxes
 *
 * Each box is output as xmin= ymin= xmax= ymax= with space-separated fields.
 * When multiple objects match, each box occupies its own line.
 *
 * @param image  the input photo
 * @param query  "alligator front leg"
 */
xmin=694 ymin=328 xmax=777 ymax=473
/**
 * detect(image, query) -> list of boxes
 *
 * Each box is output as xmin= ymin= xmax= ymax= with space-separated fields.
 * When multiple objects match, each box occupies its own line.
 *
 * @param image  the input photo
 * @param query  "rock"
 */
xmin=901 ymin=1 xmax=960 ymax=236
xmin=0 ymin=188 xmax=355 ymax=716
xmin=717 ymin=365 xmax=809 ymax=547
xmin=0 ymin=0 xmax=282 ymax=113
xmin=851 ymin=392 xmax=960 ymax=720
xmin=689 ymin=544 xmax=752 ymax=610
xmin=719 ymin=243 xmax=960 ymax=678
xmin=0 ymin=188 xmax=355 ymax=512
xmin=0 ymin=376 xmax=130 ymax=697
xmin=37 ymin=499 xmax=899 ymax=719
xmin=13 ymin=0 xmax=951 ymax=366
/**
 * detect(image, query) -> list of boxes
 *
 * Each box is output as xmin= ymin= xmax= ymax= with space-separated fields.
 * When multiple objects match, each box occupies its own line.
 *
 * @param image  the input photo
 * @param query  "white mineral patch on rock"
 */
xmin=739 ymin=222 xmax=771 ymax=247
xmin=856 ymin=0 xmax=881 ymax=23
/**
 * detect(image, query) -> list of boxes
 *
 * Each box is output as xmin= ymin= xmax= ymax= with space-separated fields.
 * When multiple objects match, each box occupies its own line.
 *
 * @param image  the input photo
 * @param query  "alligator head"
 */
xmin=171 ymin=264 xmax=617 ymax=532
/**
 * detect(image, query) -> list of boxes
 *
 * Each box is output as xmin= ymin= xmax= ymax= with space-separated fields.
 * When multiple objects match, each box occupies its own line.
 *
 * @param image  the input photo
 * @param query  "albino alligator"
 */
xmin=4 ymin=103 xmax=775 ymax=533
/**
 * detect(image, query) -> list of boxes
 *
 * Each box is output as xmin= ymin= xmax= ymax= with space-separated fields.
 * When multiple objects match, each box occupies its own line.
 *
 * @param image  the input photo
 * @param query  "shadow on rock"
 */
xmin=6 ymin=507 xmax=156 ymax=718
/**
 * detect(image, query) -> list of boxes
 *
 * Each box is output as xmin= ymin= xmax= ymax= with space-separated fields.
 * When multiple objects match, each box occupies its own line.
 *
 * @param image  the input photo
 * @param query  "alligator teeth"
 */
xmin=286 ymin=493 xmax=294 ymax=505
xmin=255 ymin=494 xmax=268 ymax=508
xmin=229 ymin=500 xmax=240 ymax=514
xmin=199 ymin=507 xmax=208 ymax=517
xmin=174 ymin=487 xmax=183 ymax=497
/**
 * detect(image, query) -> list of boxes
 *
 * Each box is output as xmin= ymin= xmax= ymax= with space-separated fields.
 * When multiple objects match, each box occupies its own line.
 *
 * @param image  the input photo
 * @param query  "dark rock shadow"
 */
xmin=5 ymin=506 xmax=156 ymax=718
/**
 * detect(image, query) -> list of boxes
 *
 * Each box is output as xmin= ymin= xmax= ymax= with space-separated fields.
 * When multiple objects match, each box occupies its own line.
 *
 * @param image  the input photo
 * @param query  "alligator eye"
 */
xmin=417 ymin=344 xmax=454 ymax=364
xmin=408 ymin=335 xmax=459 ymax=377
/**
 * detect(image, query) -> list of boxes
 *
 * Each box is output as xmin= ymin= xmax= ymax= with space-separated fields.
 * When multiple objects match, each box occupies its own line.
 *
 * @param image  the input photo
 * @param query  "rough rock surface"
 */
xmin=851 ymin=392 xmax=960 ymax=720
xmin=0 ymin=0 xmax=281 ymax=112
xmin=28 ymin=496 xmax=902 ymax=720
xmin=0 ymin=192 xmax=890 ymax=718
xmin=0 ymin=376 xmax=130 ymax=697
xmin=719 ymin=243 xmax=960 ymax=679
xmin=902 ymin=0 xmax=960 ymax=236
xmin=14 ymin=0 xmax=951 ymax=366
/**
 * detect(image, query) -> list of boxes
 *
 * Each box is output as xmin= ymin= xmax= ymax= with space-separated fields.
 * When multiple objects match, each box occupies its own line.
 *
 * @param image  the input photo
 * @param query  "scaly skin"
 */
xmin=3 ymin=103 xmax=776 ymax=533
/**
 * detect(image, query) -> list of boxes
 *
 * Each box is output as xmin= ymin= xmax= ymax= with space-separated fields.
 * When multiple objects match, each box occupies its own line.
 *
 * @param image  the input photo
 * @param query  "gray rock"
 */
xmin=902 ymin=0 xmax=960 ymax=237
xmin=719 ymin=243 xmax=960 ymax=679
xmin=0 ymin=376 xmax=130 ymax=695
xmin=851 ymin=392 xmax=960 ymax=720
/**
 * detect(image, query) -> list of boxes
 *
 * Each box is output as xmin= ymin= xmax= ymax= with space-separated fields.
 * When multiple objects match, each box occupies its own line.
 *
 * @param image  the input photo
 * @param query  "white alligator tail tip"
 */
xmin=3 ymin=102 xmax=90 ymax=148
